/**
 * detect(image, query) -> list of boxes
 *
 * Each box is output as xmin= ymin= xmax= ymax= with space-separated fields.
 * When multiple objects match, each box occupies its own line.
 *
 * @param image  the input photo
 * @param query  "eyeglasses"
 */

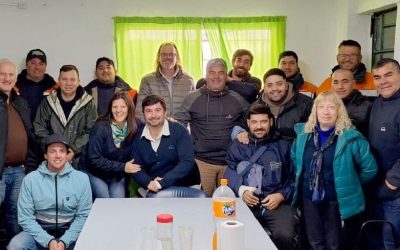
xmin=160 ymin=53 xmax=176 ymax=58
xmin=337 ymin=54 xmax=359 ymax=59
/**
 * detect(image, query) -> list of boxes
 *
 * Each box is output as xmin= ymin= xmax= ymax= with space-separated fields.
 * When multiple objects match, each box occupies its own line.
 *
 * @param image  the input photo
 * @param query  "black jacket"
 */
xmin=250 ymin=92 xmax=312 ymax=141
xmin=0 ymin=90 xmax=40 ymax=177
xmin=343 ymin=90 xmax=372 ymax=136
xmin=368 ymin=90 xmax=400 ymax=200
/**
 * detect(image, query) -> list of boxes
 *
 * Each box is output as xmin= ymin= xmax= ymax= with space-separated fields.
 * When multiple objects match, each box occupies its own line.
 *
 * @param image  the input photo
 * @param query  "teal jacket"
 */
xmin=18 ymin=161 xmax=92 ymax=248
xmin=291 ymin=123 xmax=377 ymax=219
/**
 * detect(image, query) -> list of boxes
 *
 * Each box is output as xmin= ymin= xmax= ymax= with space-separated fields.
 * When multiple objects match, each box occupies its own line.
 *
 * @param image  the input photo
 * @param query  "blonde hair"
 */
xmin=155 ymin=42 xmax=182 ymax=71
xmin=304 ymin=91 xmax=353 ymax=135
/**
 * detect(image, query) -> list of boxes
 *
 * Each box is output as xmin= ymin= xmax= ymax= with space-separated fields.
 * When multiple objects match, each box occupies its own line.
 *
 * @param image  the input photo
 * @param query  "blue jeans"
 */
xmin=381 ymin=197 xmax=400 ymax=250
xmin=87 ymin=172 xmax=126 ymax=198
xmin=8 ymin=231 xmax=75 ymax=250
xmin=1 ymin=166 xmax=25 ymax=238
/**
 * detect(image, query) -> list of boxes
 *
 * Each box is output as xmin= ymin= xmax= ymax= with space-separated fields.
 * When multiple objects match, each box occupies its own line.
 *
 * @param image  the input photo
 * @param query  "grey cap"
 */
xmin=45 ymin=134 xmax=70 ymax=150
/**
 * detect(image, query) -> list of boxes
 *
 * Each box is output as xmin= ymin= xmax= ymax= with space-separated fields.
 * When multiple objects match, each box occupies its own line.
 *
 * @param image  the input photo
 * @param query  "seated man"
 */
xmin=225 ymin=104 xmax=299 ymax=250
xmin=132 ymin=95 xmax=200 ymax=197
xmin=8 ymin=134 xmax=92 ymax=250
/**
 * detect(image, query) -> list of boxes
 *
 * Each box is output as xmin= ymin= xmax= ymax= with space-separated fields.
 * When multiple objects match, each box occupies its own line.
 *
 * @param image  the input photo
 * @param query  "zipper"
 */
xmin=55 ymin=174 xmax=58 ymax=235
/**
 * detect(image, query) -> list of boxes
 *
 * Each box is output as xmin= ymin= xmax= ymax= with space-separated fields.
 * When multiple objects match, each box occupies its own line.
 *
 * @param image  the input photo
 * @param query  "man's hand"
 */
xmin=237 ymin=132 xmax=249 ymax=144
xmin=67 ymin=148 xmax=75 ymax=162
xmin=124 ymin=159 xmax=141 ymax=174
xmin=242 ymin=190 xmax=259 ymax=207
xmin=261 ymin=193 xmax=284 ymax=210
xmin=385 ymin=179 xmax=398 ymax=190
xmin=147 ymin=180 xmax=160 ymax=192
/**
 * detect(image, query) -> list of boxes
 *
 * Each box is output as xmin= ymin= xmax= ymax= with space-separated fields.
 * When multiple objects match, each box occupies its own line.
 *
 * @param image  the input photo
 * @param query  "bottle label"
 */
xmin=213 ymin=200 xmax=236 ymax=218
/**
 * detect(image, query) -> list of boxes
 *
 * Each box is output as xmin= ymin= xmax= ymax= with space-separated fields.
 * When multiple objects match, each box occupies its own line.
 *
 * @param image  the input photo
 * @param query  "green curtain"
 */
xmin=203 ymin=16 xmax=286 ymax=81
xmin=114 ymin=17 xmax=203 ymax=89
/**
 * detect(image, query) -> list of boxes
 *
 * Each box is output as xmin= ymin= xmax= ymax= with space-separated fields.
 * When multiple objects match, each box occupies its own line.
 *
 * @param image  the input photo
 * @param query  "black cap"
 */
xmin=45 ymin=134 xmax=70 ymax=150
xmin=96 ymin=57 xmax=115 ymax=69
xmin=26 ymin=49 xmax=47 ymax=64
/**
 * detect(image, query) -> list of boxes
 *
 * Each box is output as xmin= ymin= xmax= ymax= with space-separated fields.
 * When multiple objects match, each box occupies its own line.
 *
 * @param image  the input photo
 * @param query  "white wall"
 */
xmin=0 ymin=0 xmax=395 ymax=86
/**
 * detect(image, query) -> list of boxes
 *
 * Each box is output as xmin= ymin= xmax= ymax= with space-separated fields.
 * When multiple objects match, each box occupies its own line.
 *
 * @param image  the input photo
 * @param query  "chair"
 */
xmin=138 ymin=186 xmax=208 ymax=198
xmin=355 ymin=220 xmax=400 ymax=250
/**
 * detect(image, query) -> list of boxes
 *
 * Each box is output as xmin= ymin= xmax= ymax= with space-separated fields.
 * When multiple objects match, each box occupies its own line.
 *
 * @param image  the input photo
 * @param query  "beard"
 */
xmin=234 ymin=67 xmax=248 ymax=78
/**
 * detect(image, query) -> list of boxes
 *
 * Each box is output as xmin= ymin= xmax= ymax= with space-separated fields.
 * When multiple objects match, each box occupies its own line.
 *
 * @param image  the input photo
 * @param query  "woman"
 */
xmin=291 ymin=91 xmax=377 ymax=250
xmin=84 ymin=91 xmax=141 ymax=198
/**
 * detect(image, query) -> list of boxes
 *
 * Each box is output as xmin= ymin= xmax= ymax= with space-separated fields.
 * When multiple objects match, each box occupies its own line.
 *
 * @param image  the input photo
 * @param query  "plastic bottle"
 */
xmin=212 ymin=178 xmax=236 ymax=250
xmin=157 ymin=213 xmax=173 ymax=250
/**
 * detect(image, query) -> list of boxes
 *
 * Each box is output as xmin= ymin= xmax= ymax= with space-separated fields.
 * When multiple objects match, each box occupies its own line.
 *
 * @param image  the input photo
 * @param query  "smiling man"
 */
xmin=175 ymin=58 xmax=249 ymax=196
xmin=131 ymin=95 xmax=196 ymax=197
xmin=197 ymin=49 xmax=262 ymax=103
xmin=331 ymin=69 xmax=372 ymax=136
xmin=0 ymin=59 xmax=40 ymax=240
xmin=317 ymin=40 xmax=376 ymax=96
xmin=8 ymin=134 xmax=92 ymax=250
xmin=34 ymin=65 xmax=97 ymax=167
xmin=368 ymin=58 xmax=400 ymax=250
xmin=136 ymin=42 xmax=195 ymax=120
xmin=225 ymin=104 xmax=299 ymax=250
xmin=15 ymin=49 xmax=57 ymax=121
xmin=85 ymin=57 xmax=136 ymax=116
xmin=235 ymin=68 xmax=312 ymax=143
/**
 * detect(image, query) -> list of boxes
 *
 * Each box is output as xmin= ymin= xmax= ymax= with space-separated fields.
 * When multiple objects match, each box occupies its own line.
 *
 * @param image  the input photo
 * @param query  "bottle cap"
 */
xmin=220 ymin=178 xmax=228 ymax=185
xmin=157 ymin=213 xmax=173 ymax=223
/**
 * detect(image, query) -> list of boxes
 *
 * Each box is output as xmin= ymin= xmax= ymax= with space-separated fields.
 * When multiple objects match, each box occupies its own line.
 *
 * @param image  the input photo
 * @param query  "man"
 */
xmin=331 ymin=68 xmax=372 ymax=136
xmin=34 ymin=65 xmax=97 ymax=167
xmin=317 ymin=40 xmax=376 ymax=96
xmin=369 ymin=58 xmax=400 ymax=250
xmin=15 ymin=49 xmax=57 ymax=121
xmin=131 ymin=95 xmax=198 ymax=197
xmin=278 ymin=50 xmax=317 ymax=98
xmin=197 ymin=49 xmax=262 ymax=103
xmin=175 ymin=58 xmax=249 ymax=196
xmin=136 ymin=42 xmax=195 ymax=119
xmin=225 ymin=104 xmax=299 ymax=250
xmin=235 ymin=68 xmax=312 ymax=142
xmin=8 ymin=134 xmax=92 ymax=250
xmin=0 ymin=59 xmax=39 ymax=239
xmin=84 ymin=57 xmax=137 ymax=116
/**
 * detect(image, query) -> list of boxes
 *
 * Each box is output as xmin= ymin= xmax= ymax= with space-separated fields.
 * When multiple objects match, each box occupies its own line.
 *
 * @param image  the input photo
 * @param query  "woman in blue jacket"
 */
xmin=291 ymin=91 xmax=377 ymax=250
xmin=83 ymin=91 xmax=141 ymax=198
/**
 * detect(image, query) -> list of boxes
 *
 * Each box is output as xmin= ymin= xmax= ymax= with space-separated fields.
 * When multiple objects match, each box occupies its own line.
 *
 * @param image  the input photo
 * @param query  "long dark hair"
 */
xmin=98 ymin=91 xmax=137 ymax=142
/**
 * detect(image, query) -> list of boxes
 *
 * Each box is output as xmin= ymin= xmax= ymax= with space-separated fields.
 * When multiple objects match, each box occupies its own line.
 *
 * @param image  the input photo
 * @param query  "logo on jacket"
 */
xmin=225 ymin=114 xmax=233 ymax=119
xmin=380 ymin=127 xmax=386 ymax=132
xmin=270 ymin=161 xmax=282 ymax=171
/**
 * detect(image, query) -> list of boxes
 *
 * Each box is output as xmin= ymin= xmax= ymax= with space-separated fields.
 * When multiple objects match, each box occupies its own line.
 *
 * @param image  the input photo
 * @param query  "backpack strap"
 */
xmin=238 ymin=146 xmax=268 ymax=177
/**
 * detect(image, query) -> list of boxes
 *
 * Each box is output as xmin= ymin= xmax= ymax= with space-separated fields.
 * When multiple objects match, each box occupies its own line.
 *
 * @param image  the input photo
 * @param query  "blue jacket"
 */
xmin=291 ymin=123 xmax=377 ymax=219
xmin=368 ymin=90 xmax=400 ymax=200
xmin=225 ymin=137 xmax=293 ymax=201
xmin=81 ymin=120 xmax=142 ymax=181
xmin=131 ymin=121 xmax=195 ymax=189
xmin=18 ymin=162 xmax=92 ymax=248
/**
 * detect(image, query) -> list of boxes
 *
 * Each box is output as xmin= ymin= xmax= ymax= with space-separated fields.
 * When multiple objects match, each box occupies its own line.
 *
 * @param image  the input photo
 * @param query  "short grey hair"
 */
xmin=0 ymin=59 xmax=17 ymax=73
xmin=206 ymin=58 xmax=227 ymax=72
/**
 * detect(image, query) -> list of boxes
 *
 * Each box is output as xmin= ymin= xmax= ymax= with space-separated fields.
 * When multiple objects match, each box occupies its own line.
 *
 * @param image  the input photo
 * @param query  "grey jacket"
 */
xmin=136 ymin=68 xmax=195 ymax=119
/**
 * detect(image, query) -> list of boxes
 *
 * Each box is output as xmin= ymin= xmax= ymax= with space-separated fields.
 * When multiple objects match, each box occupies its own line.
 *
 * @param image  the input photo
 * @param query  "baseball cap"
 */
xmin=96 ymin=57 xmax=115 ymax=69
xmin=26 ymin=49 xmax=47 ymax=64
xmin=45 ymin=134 xmax=70 ymax=150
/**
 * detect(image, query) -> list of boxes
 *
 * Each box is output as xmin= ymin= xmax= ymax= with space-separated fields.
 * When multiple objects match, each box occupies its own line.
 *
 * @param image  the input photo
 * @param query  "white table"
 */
xmin=74 ymin=198 xmax=277 ymax=250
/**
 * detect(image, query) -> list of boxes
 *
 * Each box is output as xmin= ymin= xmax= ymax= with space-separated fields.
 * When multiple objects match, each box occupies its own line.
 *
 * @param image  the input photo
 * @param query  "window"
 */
xmin=114 ymin=16 xmax=286 ymax=89
xmin=372 ymin=7 xmax=397 ymax=67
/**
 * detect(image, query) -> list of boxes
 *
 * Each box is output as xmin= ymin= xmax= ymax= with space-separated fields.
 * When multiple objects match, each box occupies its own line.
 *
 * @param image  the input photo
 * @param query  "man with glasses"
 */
xmin=317 ymin=40 xmax=376 ymax=96
xmin=136 ymin=42 xmax=195 ymax=119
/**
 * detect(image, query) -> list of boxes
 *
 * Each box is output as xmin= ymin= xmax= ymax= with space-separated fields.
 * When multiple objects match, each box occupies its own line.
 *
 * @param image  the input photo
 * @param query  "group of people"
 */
xmin=0 ymin=38 xmax=398 ymax=250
